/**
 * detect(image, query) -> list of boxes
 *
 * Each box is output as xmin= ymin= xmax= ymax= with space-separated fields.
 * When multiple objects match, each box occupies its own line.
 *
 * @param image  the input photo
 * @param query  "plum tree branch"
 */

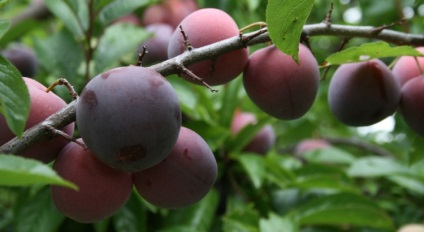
xmin=1 ymin=23 xmax=424 ymax=154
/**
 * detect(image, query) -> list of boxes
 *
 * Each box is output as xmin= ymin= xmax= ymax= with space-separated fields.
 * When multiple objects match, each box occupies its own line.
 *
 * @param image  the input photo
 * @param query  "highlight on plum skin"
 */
xmin=133 ymin=127 xmax=218 ymax=209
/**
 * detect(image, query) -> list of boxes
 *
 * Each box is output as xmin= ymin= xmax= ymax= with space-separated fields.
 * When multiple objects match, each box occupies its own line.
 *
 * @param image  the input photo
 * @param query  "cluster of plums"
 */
xmin=2 ymin=1 xmax=424 ymax=225
xmin=328 ymin=47 xmax=424 ymax=137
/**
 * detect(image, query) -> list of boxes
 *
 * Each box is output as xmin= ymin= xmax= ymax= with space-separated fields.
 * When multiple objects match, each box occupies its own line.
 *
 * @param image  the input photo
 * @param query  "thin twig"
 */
xmin=46 ymin=78 xmax=78 ymax=100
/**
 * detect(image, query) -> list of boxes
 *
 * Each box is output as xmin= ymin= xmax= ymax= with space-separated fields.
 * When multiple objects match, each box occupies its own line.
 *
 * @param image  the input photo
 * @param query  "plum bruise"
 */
xmin=76 ymin=66 xmax=181 ymax=172
xmin=328 ymin=59 xmax=400 ymax=127
xmin=133 ymin=127 xmax=217 ymax=209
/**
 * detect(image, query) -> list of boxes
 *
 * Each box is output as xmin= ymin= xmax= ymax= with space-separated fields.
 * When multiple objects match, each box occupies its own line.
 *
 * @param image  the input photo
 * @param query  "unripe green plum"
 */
xmin=392 ymin=47 xmax=424 ymax=86
xmin=142 ymin=0 xmax=198 ymax=28
xmin=328 ymin=59 xmax=400 ymax=126
xmin=243 ymin=44 xmax=320 ymax=120
xmin=51 ymin=139 xmax=133 ymax=223
xmin=76 ymin=65 xmax=181 ymax=172
xmin=399 ymin=76 xmax=424 ymax=137
xmin=0 ymin=78 xmax=74 ymax=163
xmin=231 ymin=111 xmax=276 ymax=155
xmin=167 ymin=8 xmax=249 ymax=86
xmin=133 ymin=127 xmax=217 ymax=209
xmin=1 ymin=45 xmax=38 ymax=78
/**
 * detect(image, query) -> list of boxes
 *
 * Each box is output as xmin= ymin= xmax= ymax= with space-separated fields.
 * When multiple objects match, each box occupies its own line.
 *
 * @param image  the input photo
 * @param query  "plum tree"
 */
xmin=138 ymin=23 xmax=174 ymax=65
xmin=399 ymin=76 xmax=424 ymax=137
xmin=167 ymin=8 xmax=249 ymax=86
xmin=294 ymin=139 xmax=330 ymax=155
xmin=328 ymin=59 xmax=401 ymax=126
xmin=133 ymin=127 xmax=217 ymax=209
xmin=51 ymin=139 xmax=133 ymax=223
xmin=1 ymin=45 xmax=38 ymax=78
xmin=392 ymin=47 xmax=424 ymax=86
xmin=142 ymin=0 xmax=198 ymax=28
xmin=0 ymin=77 xmax=74 ymax=163
xmin=231 ymin=110 xmax=276 ymax=155
xmin=243 ymin=44 xmax=320 ymax=120
xmin=76 ymin=65 xmax=181 ymax=172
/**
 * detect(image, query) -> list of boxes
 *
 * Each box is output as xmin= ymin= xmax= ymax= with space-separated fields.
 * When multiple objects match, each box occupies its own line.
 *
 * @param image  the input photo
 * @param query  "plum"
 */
xmin=0 ymin=77 xmax=74 ymax=163
xmin=328 ymin=59 xmax=401 ymax=126
xmin=142 ymin=0 xmax=198 ymax=28
xmin=243 ymin=44 xmax=320 ymax=120
xmin=133 ymin=127 xmax=217 ymax=208
xmin=399 ymin=76 xmax=424 ymax=137
xmin=294 ymin=139 xmax=330 ymax=155
xmin=1 ymin=45 xmax=38 ymax=78
xmin=138 ymin=23 xmax=174 ymax=65
xmin=167 ymin=8 xmax=249 ymax=86
xmin=51 ymin=139 xmax=133 ymax=223
xmin=76 ymin=65 xmax=181 ymax=171
xmin=392 ymin=47 xmax=424 ymax=86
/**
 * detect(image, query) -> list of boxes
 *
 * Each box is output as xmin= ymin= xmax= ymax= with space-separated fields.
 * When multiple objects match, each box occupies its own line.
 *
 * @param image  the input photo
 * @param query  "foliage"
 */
xmin=1 ymin=0 xmax=424 ymax=231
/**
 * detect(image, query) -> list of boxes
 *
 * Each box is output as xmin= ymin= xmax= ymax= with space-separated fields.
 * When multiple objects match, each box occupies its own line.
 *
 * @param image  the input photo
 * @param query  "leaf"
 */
xmin=0 ymin=19 xmax=10 ymax=39
xmin=246 ymin=0 xmax=261 ymax=12
xmin=64 ymin=0 xmax=89 ymax=31
xmin=0 ymin=56 xmax=29 ymax=137
xmin=44 ymin=0 xmax=84 ymax=39
xmin=266 ymin=0 xmax=314 ymax=62
xmin=236 ymin=154 xmax=265 ymax=189
xmin=113 ymin=193 xmax=147 ymax=232
xmin=0 ymin=20 xmax=41 ymax=46
xmin=219 ymin=77 xmax=243 ymax=127
xmin=260 ymin=214 xmax=298 ymax=232
xmin=347 ymin=157 xmax=411 ymax=178
xmin=302 ymin=147 xmax=356 ymax=165
xmin=323 ymin=42 xmax=424 ymax=66
xmin=33 ymin=29 xmax=83 ymax=82
xmin=98 ymin=0 xmax=150 ymax=26
xmin=94 ymin=23 xmax=149 ymax=73
xmin=161 ymin=189 xmax=219 ymax=232
xmin=387 ymin=175 xmax=424 ymax=195
xmin=0 ymin=0 xmax=12 ymax=8
xmin=0 ymin=154 xmax=77 ymax=189
xmin=13 ymin=187 xmax=65 ymax=232
xmin=223 ymin=200 xmax=260 ymax=232
xmin=290 ymin=193 xmax=394 ymax=230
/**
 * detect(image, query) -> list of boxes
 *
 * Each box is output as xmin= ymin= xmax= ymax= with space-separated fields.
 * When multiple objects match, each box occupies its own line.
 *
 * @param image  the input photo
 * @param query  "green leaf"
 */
xmin=260 ymin=214 xmax=298 ymax=232
xmin=387 ymin=175 xmax=424 ymax=195
xmin=323 ymin=42 xmax=424 ymax=66
xmin=223 ymin=200 xmax=260 ymax=232
xmin=0 ymin=56 xmax=29 ymax=137
xmin=347 ymin=157 xmax=411 ymax=178
xmin=219 ymin=77 xmax=243 ymax=127
xmin=13 ymin=187 xmax=65 ymax=232
xmin=236 ymin=154 xmax=265 ymax=189
xmin=266 ymin=0 xmax=314 ymax=62
xmin=44 ymin=0 xmax=85 ymax=39
xmin=98 ymin=0 xmax=150 ymax=26
xmin=290 ymin=193 xmax=394 ymax=230
xmin=113 ymin=193 xmax=147 ymax=232
xmin=302 ymin=147 xmax=356 ymax=165
xmin=0 ymin=154 xmax=77 ymax=189
xmin=0 ymin=20 xmax=41 ymax=46
xmin=161 ymin=189 xmax=219 ymax=232
xmin=0 ymin=0 xmax=12 ymax=8
xmin=94 ymin=23 xmax=149 ymax=73
xmin=64 ymin=0 xmax=89 ymax=31
xmin=246 ymin=0 xmax=260 ymax=12
xmin=33 ymin=28 xmax=83 ymax=82
xmin=0 ymin=19 xmax=10 ymax=39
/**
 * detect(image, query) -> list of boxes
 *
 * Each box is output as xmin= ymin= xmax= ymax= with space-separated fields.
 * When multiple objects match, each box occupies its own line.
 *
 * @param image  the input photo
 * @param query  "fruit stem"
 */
xmin=177 ymin=64 xmax=218 ymax=92
xmin=179 ymin=25 xmax=193 ymax=51
xmin=413 ymin=56 xmax=424 ymax=76
xmin=239 ymin=22 xmax=267 ymax=33
xmin=136 ymin=46 xmax=149 ymax=66
xmin=43 ymin=124 xmax=87 ymax=149
xmin=46 ymin=78 xmax=79 ymax=100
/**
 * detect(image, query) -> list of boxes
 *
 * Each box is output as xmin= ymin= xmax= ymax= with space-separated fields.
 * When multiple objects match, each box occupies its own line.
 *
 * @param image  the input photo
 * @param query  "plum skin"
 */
xmin=231 ymin=111 xmax=276 ymax=155
xmin=51 ymin=139 xmax=133 ymax=223
xmin=243 ymin=44 xmax=320 ymax=120
xmin=399 ymin=76 xmax=424 ymax=137
xmin=142 ymin=0 xmax=198 ymax=28
xmin=1 ymin=46 xmax=38 ymax=78
xmin=76 ymin=65 xmax=181 ymax=172
xmin=328 ymin=59 xmax=401 ymax=127
xmin=0 ymin=77 xmax=74 ymax=163
xmin=133 ymin=127 xmax=217 ymax=209
xmin=139 ymin=23 xmax=174 ymax=65
xmin=392 ymin=47 xmax=424 ymax=86
xmin=167 ymin=8 xmax=249 ymax=86
xmin=294 ymin=139 xmax=330 ymax=155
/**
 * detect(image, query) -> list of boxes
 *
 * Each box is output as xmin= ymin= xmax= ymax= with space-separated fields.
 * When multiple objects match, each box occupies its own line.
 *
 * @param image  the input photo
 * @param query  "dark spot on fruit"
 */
xmin=174 ymin=104 xmax=181 ymax=122
xmin=145 ymin=179 xmax=152 ymax=187
xmin=80 ymin=89 xmax=98 ymax=109
xmin=118 ymin=144 xmax=146 ymax=162
xmin=183 ymin=148 xmax=192 ymax=161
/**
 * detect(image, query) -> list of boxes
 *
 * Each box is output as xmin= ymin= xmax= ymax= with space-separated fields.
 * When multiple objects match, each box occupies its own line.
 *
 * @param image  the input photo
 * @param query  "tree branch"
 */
xmin=1 ymin=23 xmax=424 ymax=154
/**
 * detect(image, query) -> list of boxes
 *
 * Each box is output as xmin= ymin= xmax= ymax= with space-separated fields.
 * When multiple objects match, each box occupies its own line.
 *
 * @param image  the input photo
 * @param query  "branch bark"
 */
xmin=1 ymin=23 xmax=424 ymax=154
